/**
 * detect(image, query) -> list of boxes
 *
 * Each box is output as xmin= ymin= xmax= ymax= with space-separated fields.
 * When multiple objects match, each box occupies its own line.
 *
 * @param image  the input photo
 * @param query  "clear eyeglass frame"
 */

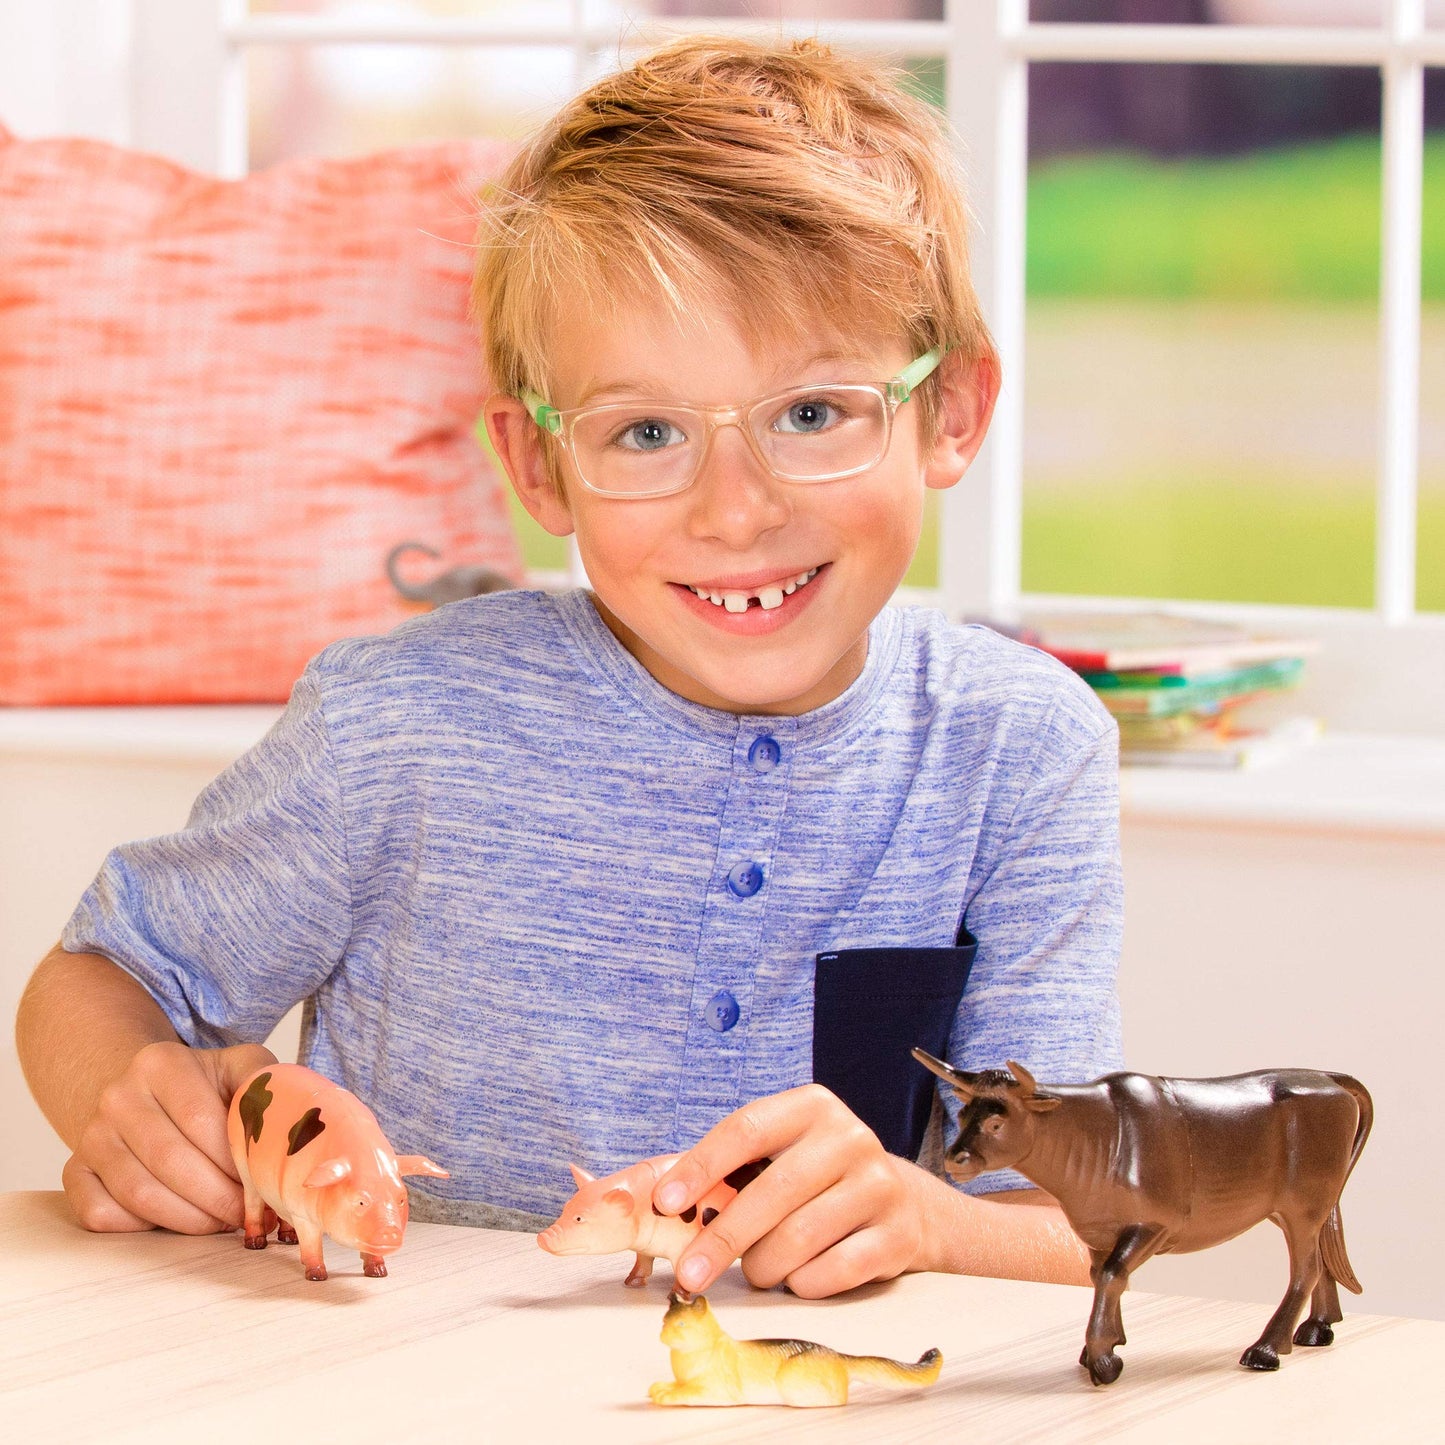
xmin=521 ymin=348 xmax=944 ymax=499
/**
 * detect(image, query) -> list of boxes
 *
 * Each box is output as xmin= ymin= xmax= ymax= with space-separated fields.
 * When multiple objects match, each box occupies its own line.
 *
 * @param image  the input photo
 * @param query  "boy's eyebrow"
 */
xmin=572 ymin=348 xmax=886 ymax=409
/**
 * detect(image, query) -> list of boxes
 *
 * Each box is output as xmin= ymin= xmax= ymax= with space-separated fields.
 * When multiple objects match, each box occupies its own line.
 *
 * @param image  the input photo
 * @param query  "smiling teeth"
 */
xmin=688 ymin=568 xmax=819 ymax=610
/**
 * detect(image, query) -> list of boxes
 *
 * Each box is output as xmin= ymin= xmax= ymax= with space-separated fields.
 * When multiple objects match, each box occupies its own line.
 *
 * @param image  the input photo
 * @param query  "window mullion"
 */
xmin=1377 ymin=0 xmax=1426 ymax=624
xmin=941 ymin=0 xmax=1028 ymax=621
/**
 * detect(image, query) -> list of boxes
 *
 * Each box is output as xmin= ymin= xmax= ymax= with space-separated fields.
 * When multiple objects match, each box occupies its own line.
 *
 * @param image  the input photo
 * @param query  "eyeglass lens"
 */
xmin=568 ymin=384 xmax=889 ymax=495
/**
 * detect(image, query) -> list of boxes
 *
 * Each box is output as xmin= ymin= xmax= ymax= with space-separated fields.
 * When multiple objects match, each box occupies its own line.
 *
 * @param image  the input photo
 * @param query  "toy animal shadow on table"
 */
xmin=912 ymin=1049 xmax=1373 ymax=1387
xmin=649 ymin=1291 xmax=942 ymax=1408
xmin=227 ymin=1063 xmax=449 ymax=1282
xmin=385 ymin=540 xmax=513 ymax=608
xmin=537 ymin=1156 xmax=770 ymax=1288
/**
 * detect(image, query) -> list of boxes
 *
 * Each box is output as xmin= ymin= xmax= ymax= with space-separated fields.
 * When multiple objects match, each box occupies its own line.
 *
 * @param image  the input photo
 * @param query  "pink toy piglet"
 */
xmin=538 ymin=1156 xmax=766 ymax=1288
xmin=227 ymin=1063 xmax=448 ymax=1282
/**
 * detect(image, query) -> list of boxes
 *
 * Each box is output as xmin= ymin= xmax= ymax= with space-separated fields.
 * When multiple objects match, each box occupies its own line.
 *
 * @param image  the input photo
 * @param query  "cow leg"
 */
xmin=1241 ymin=1216 xmax=1322 ymax=1370
xmin=1294 ymin=1260 xmax=1343 ymax=1348
xmin=1081 ymin=1224 xmax=1166 ymax=1387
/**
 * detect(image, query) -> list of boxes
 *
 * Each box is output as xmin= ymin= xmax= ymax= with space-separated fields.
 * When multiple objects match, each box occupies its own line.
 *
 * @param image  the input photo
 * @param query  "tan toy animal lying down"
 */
xmin=649 ymin=1292 xmax=942 ymax=1408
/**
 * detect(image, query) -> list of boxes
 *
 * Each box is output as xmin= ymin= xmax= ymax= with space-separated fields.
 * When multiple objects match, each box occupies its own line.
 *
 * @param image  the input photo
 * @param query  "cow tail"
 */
xmin=1321 ymin=1074 xmax=1373 ymax=1295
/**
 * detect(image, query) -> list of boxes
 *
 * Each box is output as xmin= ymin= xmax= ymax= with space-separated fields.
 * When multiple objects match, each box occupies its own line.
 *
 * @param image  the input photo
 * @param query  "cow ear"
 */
xmin=911 ymin=1047 xmax=978 ymax=1100
xmin=602 ymin=1187 xmax=637 ymax=1213
xmin=1023 ymin=1094 xmax=1063 ymax=1113
xmin=396 ymin=1155 xmax=450 ymax=1179
xmin=569 ymin=1163 xmax=596 ymax=1188
xmin=302 ymin=1157 xmax=351 ymax=1189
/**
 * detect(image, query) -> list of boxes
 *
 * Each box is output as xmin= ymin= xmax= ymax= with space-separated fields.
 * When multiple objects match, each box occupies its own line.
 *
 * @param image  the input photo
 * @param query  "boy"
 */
xmin=16 ymin=36 xmax=1120 ymax=1301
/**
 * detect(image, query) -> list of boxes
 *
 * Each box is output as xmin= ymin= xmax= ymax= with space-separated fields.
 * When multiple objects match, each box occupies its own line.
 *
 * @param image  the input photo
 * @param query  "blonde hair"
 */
xmin=475 ymin=34 xmax=996 ymax=447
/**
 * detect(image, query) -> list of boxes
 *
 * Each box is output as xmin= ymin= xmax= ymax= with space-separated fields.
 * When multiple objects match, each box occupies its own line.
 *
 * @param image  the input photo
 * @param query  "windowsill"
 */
xmin=2 ymin=705 xmax=1443 ymax=838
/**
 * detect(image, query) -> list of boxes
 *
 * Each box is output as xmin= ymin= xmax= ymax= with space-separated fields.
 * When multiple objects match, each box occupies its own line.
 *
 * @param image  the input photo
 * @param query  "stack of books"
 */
xmin=1015 ymin=611 xmax=1322 ymax=768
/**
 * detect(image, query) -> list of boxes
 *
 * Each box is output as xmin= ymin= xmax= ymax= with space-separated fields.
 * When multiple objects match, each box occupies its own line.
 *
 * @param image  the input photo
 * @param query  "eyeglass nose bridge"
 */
xmin=686 ymin=400 xmax=784 ymax=488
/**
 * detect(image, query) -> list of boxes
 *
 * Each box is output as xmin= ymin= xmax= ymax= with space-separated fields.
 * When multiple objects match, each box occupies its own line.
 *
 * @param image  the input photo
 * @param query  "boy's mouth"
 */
xmin=682 ymin=566 xmax=821 ymax=614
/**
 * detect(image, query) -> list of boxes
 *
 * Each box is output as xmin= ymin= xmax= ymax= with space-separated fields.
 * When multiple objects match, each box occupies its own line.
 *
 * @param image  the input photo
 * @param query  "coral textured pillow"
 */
xmin=0 ymin=124 xmax=521 ymax=704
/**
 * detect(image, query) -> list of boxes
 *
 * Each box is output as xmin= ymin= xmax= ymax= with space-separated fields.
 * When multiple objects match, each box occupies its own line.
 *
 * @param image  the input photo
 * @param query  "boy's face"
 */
xmin=487 ymin=301 xmax=995 ymax=716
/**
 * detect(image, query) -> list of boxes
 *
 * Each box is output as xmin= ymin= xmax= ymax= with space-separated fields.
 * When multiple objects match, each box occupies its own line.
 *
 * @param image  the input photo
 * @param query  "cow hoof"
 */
xmin=1086 ymin=1352 xmax=1123 ymax=1386
xmin=1240 ymin=1343 xmax=1280 ymax=1371
xmin=277 ymin=1223 xmax=299 ymax=1246
xmin=1294 ymin=1320 xmax=1335 ymax=1348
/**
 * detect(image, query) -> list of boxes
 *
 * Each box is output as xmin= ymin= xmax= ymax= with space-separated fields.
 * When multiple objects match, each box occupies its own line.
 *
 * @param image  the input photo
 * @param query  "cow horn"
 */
xmin=1006 ymin=1060 xmax=1039 ymax=1095
xmin=911 ymin=1047 xmax=980 ymax=1099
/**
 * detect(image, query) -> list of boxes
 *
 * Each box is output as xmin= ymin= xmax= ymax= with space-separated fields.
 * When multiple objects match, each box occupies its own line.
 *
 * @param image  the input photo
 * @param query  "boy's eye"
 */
xmin=612 ymin=417 xmax=685 ymax=452
xmin=773 ymin=395 xmax=844 ymax=435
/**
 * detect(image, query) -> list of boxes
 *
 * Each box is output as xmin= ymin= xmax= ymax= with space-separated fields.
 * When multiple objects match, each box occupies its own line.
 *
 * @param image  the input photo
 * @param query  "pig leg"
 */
xmin=361 ymin=1253 xmax=388 ymax=1278
xmin=295 ymin=1221 xmax=328 ymax=1282
xmin=276 ymin=1219 xmax=299 ymax=1245
xmin=240 ymin=1175 xmax=269 ymax=1251
xmin=624 ymin=1252 xmax=655 ymax=1288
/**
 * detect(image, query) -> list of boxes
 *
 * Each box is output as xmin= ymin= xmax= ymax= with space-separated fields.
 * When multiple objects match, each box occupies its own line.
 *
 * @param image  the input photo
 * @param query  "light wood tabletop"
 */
xmin=4 ymin=1190 xmax=1441 ymax=1443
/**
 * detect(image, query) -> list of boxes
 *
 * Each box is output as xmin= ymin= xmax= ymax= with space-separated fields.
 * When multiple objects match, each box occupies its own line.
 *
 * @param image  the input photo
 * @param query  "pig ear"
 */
xmin=302 ymin=1158 xmax=352 ymax=1190
xmin=395 ymin=1155 xmax=450 ymax=1179
xmin=569 ymin=1163 xmax=596 ymax=1188
xmin=602 ymin=1187 xmax=638 ymax=1214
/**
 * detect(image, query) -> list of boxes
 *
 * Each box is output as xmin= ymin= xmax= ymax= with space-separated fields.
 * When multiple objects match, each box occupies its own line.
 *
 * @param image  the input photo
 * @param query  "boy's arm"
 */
xmin=16 ymin=943 xmax=273 ymax=1234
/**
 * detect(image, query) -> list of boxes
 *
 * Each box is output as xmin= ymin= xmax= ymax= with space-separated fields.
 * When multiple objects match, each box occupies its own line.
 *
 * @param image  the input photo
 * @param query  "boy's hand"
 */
xmin=64 ymin=1040 xmax=276 ymax=1236
xmin=652 ymin=1084 xmax=927 ymax=1299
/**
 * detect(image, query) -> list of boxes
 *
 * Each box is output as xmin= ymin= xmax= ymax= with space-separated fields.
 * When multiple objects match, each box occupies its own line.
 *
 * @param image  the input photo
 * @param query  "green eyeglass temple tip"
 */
xmin=521 ymin=347 xmax=944 ymax=429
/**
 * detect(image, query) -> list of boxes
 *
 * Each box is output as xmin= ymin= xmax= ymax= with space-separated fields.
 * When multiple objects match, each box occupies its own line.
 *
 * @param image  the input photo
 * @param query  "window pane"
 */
xmin=1023 ymin=62 xmax=1387 ymax=608
xmin=248 ymin=0 xmax=942 ymax=19
xmin=1421 ymin=92 xmax=1445 ymax=613
xmin=1029 ymin=2 xmax=1388 ymax=23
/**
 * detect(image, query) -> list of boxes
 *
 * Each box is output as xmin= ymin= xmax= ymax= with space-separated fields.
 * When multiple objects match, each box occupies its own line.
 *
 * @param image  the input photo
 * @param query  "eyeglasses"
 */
xmin=522 ymin=348 xmax=943 ymax=499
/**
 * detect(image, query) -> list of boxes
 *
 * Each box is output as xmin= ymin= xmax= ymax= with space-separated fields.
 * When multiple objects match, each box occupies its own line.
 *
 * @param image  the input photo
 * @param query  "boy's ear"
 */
xmin=483 ymin=394 xmax=575 ymax=537
xmin=923 ymin=351 xmax=1000 ymax=492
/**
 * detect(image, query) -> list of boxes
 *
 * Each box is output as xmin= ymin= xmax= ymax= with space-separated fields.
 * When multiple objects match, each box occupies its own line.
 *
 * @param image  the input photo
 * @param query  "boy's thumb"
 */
xmin=212 ymin=1043 xmax=280 ymax=1102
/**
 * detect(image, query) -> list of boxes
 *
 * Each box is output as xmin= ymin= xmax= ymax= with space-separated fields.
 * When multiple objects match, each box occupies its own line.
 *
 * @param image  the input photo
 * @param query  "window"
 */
xmin=104 ymin=1 xmax=1445 ymax=731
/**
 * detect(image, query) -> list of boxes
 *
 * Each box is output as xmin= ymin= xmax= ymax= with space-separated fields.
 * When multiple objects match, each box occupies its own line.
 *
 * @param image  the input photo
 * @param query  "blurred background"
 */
xmin=230 ymin=2 xmax=1445 ymax=612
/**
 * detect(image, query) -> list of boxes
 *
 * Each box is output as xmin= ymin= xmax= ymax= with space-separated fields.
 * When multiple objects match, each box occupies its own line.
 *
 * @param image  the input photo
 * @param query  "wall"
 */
xmin=2 ymin=746 xmax=1439 ymax=1321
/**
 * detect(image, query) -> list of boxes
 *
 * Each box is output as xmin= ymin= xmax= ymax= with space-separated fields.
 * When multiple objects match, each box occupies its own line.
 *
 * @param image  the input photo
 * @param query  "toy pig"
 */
xmin=227 ymin=1063 xmax=448 ymax=1282
xmin=538 ymin=1157 xmax=765 ymax=1288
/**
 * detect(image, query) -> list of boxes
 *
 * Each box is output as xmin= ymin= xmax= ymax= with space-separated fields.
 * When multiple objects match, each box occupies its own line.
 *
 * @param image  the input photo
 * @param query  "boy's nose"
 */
xmin=687 ymin=422 xmax=789 ymax=546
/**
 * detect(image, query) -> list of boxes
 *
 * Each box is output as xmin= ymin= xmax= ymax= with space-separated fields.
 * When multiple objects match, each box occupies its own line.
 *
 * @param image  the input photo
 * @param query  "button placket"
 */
xmin=672 ymin=718 xmax=797 ymax=1143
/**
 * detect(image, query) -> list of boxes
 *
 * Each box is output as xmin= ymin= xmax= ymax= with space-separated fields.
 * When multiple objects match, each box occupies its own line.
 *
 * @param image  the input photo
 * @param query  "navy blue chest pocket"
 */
xmin=811 ymin=929 xmax=976 ymax=1160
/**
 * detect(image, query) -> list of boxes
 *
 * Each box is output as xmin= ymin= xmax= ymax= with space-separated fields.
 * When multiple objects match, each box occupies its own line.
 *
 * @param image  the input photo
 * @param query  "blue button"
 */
xmin=704 ymin=990 xmax=740 ymax=1032
xmin=748 ymin=735 xmax=781 ymax=771
xmin=725 ymin=860 xmax=764 ymax=898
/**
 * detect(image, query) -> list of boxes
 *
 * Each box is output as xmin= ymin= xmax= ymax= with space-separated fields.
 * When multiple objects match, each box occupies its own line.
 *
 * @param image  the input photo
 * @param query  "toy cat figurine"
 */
xmin=648 ymin=1292 xmax=942 ymax=1408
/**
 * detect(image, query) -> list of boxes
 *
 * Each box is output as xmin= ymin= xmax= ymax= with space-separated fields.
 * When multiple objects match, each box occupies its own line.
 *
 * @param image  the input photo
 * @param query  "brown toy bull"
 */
xmin=912 ymin=1049 xmax=1373 ymax=1387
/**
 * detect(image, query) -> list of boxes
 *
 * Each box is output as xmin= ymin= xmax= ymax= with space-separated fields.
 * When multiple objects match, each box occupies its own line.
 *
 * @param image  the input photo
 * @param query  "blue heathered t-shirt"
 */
xmin=63 ymin=589 xmax=1123 ymax=1229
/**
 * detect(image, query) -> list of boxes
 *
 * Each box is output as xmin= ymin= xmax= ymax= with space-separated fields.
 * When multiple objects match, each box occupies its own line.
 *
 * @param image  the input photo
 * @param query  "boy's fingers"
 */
xmin=654 ymin=1088 xmax=823 ymax=1214
xmin=118 ymin=1098 xmax=244 ymax=1230
xmin=62 ymin=1155 xmax=154 ymax=1233
xmin=67 ymin=1133 xmax=233 ymax=1235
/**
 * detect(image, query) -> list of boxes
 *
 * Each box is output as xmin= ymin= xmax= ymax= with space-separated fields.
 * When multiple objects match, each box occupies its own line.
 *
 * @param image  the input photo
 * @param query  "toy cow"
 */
xmin=912 ymin=1049 xmax=1373 ymax=1386
xmin=538 ymin=1157 xmax=766 ymax=1288
xmin=227 ymin=1063 xmax=448 ymax=1282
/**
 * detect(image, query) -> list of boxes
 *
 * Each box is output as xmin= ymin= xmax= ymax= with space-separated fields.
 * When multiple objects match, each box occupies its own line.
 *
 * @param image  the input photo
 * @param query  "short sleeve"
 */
xmin=61 ymin=667 xmax=353 ymax=1048
xmin=944 ymin=719 xmax=1125 ymax=1195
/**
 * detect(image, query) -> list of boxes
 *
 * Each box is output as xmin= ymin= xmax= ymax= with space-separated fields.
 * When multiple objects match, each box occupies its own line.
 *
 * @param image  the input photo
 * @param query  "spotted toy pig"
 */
xmin=538 ymin=1157 xmax=767 ymax=1288
xmin=227 ymin=1063 xmax=448 ymax=1282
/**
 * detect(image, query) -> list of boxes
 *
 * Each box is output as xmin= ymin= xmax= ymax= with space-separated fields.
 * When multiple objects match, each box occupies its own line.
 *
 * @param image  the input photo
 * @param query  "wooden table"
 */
xmin=5 ymin=1191 xmax=1441 ymax=1443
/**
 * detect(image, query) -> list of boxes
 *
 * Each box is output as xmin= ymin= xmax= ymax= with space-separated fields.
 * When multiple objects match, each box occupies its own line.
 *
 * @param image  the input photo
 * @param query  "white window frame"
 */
xmin=109 ymin=1 xmax=1445 ymax=734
